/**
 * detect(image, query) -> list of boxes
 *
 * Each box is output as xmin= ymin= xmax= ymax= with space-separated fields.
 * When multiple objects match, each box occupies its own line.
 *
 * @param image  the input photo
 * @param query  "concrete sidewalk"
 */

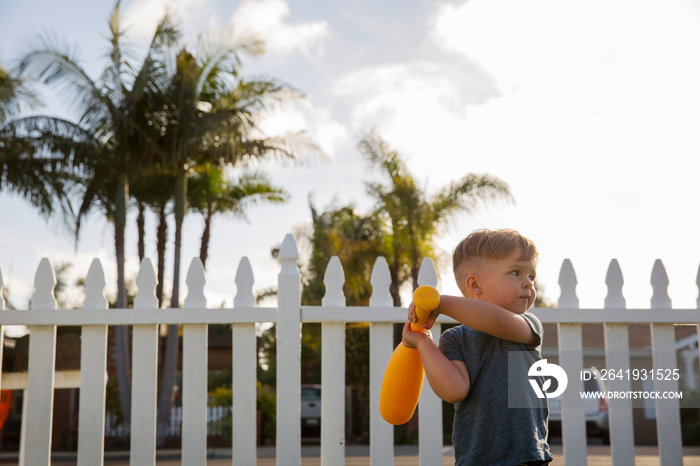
xmin=11 ymin=444 xmax=700 ymax=465
xmin=253 ymin=445 xmax=700 ymax=466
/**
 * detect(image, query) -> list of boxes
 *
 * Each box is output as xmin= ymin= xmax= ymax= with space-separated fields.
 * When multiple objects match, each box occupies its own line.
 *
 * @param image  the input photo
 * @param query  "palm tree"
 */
xmin=188 ymin=164 xmax=288 ymax=269
xmin=151 ymin=30 xmax=319 ymax=445
xmin=300 ymin=200 xmax=385 ymax=306
xmin=12 ymin=1 xmax=181 ymax=422
xmin=157 ymin=37 xmax=311 ymax=309
xmin=359 ymin=132 xmax=513 ymax=305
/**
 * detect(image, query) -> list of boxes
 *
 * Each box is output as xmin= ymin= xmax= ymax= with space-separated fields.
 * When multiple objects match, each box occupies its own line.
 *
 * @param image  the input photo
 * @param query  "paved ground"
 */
xmin=6 ymin=444 xmax=699 ymax=465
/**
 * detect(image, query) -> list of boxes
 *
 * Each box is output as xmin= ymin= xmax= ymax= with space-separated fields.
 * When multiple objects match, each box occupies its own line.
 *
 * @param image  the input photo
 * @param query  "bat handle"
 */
xmin=410 ymin=285 xmax=440 ymax=331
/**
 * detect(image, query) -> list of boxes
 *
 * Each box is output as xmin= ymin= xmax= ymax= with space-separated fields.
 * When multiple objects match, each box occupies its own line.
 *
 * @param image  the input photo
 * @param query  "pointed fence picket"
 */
xmin=416 ymin=258 xmax=441 ymax=466
xmin=77 ymin=259 xmax=108 ymax=466
xmin=181 ymin=258 xmax=208 ymax=465
xmin=231 ymin=256 xmax=258 ymax=466
xmin=0 ymin=234 xmax=698 ymax=465
xmin=320 ymin=256 xmax=346 ymax=466
xmin=130 ymin=258 xmax=159 ymax=465
xmin=649 ymin=260 xmax=683 ymax=465
xmin=368 ymin=256 xmax=395 ymax=466
xmin=276 ymin=234 xmax=303 ymax=465
xmin=556 ymin=259 xmax=588 ymax=464
xmin=602 ymin=259 xmax=634 ymax=465
xmin=24 ymin=258 xmax=58 ymax=466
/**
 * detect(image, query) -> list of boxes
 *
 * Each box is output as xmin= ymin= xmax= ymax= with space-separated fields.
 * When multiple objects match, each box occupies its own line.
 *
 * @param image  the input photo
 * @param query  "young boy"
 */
xmin=403 ymin=229 xmax=552 ymax=465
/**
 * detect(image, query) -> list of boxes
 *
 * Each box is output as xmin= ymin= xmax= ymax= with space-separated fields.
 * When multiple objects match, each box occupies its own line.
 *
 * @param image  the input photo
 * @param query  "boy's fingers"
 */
xmin=401 ymin=322 xmax=413 ymax=347
xmin=420 ymin=309 xmax=439 ymax=328
xmin=427 ymin=309 xmax=440 ymax=326
xmin=407 ymin=302 xmax=417 ymax=323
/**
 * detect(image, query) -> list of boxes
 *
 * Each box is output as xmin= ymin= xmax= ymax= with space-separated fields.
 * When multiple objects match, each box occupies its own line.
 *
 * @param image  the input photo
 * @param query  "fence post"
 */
xmin=23 ymin=259 xmax=58 ymax=466
xmin=321 ymin=256 xmax=346 ymax=465
xmin=602 ymin=259 xmax=635 ymax=465
xmin=649 ymin=260 xmax=682 ymax=465
xmin=276 ymin=234 xmax=302 ymax=465
xmin=130 ymin=258 xmax=159 ymax=465
xmin=77 ymin=259 xmax=109 ymax=466
xmin=369 ymin=257 xmax=394 ymax=465
xmin=232 ymin=257 xmax=258 ymax=465
xmin=557 ymin=259 xmax=587 ymax=465
xmin=182 ymin=258 xmax=208 ymax=465
xmin=417 ymin=257 xmax=442 ymax=466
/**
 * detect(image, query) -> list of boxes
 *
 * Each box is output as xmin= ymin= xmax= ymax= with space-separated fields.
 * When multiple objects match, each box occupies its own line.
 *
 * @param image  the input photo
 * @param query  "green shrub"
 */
xmin=207 ymin=382 xmax=277 ymax=445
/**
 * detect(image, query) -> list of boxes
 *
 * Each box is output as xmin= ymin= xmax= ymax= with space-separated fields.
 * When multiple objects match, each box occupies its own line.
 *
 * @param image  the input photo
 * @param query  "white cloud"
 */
xmin=431 ymin=0 xmax=700 ymax=93
xmin=306 ymin=106 xmax=348 ymax=159
xmin=120 ymin=0 xmax=329 ymax=61
xmin=334 ymin=61 xmax=497 ymax=182
xmin=123 ymin=0 xmax=213 ymax=42
xmin=259 ymin=99 xmax=348 ymax=159
xmin=231 ymin=0 xmax=328 ymax=58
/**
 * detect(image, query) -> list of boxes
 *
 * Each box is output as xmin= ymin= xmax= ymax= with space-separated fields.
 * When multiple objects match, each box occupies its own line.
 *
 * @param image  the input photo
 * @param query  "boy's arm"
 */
xmin=402 ymin=323 xmax=469 ymax=403
xmin=438 ymin=295 xmax=538 ymax=346
xmin=409 ymin=295 xmax=538 ymax=346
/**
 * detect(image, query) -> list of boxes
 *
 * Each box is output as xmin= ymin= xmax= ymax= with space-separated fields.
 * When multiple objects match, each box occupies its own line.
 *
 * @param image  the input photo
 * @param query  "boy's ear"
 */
xmin=465 ymin=274 xmax=482 ymax=296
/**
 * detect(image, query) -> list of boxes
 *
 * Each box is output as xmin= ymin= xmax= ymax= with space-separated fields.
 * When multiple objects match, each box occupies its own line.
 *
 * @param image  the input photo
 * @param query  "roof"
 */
xmin=542 ymin=323 xmax=698 ymax=350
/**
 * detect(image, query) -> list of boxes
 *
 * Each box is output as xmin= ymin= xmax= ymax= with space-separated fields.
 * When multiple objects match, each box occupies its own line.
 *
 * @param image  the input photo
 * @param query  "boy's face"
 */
xmin=470 ymin=248 xmax=537 ymax=314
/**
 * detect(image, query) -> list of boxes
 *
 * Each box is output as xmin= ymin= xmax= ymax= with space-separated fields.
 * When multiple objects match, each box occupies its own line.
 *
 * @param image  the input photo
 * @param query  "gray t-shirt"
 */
xmin=439 ymin=312 xmax=553 ymax=465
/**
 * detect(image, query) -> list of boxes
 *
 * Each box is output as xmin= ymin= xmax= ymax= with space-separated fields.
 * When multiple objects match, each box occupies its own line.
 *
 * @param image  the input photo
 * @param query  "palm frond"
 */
xmin=429 ymin=173 xmax=514 ymax=223
xmin=195 ymin=25 xmax=265 ymax=97
xmin=358 ymin=131 xmax=409 ymax=182
xmin=0 ymin=117 xmax=91 ymax=229
xmin=0 ymin=67 xmax=40 ymax=124
xmin=16 ymin=29 xmax=108 ymax=128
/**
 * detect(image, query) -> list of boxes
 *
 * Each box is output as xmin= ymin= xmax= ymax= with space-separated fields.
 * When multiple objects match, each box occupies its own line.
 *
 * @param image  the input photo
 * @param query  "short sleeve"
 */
xmin=521 ymin=312 xmax=544 ymax=349
xmin=439 ymin=326 xmax=466 ymax=363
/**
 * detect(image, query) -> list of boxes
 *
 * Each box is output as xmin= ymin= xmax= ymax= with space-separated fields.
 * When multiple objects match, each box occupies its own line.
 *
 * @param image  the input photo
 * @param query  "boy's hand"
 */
xmin=401 ymin=322 xmax=432 ymax=349
xmin=407 ymin=301 xmax=440 ymax=329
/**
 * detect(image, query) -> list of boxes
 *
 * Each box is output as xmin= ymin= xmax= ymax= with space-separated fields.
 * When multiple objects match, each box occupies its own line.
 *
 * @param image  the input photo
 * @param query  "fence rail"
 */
xmin=0 ymin=233 xmax=698 ymax=465
xmin=105 ymin=406 xmax=232 ymax=438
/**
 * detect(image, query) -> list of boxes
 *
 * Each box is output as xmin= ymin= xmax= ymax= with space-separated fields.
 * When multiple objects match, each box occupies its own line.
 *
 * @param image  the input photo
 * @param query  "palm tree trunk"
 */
xmin=114 ymin=174 xmax=131 ymax=424
xmin=408 ymin=219 xmax=420 ymax=291
xmin=137 ymin=202 xmax=146 ymax=262
xmin=388 ymin=262 xmax=404 ymax=347
xmin=156 ymin=171 xmax=186 ymax=446
xmin=171 ymin=170 xmax=186 ymax=307
xmin=199 ymin=207 xmax=213 ymax=269
xmin=156 ymin=205 xmax=167 ymax=307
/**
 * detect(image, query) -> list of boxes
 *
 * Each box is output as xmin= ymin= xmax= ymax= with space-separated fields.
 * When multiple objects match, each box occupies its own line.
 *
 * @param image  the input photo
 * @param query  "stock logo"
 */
xmin=528 ymin=359 xmax=568 ymax=399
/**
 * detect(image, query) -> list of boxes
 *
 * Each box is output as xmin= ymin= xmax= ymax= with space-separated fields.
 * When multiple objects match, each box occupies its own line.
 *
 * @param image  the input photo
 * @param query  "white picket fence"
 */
xmin=0 ymin=233 xmax=698 ymax=465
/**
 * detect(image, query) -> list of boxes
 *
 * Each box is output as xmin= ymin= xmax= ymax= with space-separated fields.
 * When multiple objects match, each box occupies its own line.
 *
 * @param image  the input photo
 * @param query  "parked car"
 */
xmin=548 ymin=368 xmax=609 ymax=444
xmin=301 ymin=384 xmax=321 ymax=437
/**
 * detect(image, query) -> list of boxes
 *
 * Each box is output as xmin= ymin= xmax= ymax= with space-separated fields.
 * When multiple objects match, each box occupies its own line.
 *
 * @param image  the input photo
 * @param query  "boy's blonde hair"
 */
xmin=452 ymin=229 xmax=538 ymax=295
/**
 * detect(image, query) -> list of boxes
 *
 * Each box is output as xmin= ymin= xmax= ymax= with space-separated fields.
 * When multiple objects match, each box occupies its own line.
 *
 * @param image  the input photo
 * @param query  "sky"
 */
xmin=2 ymin=0 xmax=700 ymax=319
